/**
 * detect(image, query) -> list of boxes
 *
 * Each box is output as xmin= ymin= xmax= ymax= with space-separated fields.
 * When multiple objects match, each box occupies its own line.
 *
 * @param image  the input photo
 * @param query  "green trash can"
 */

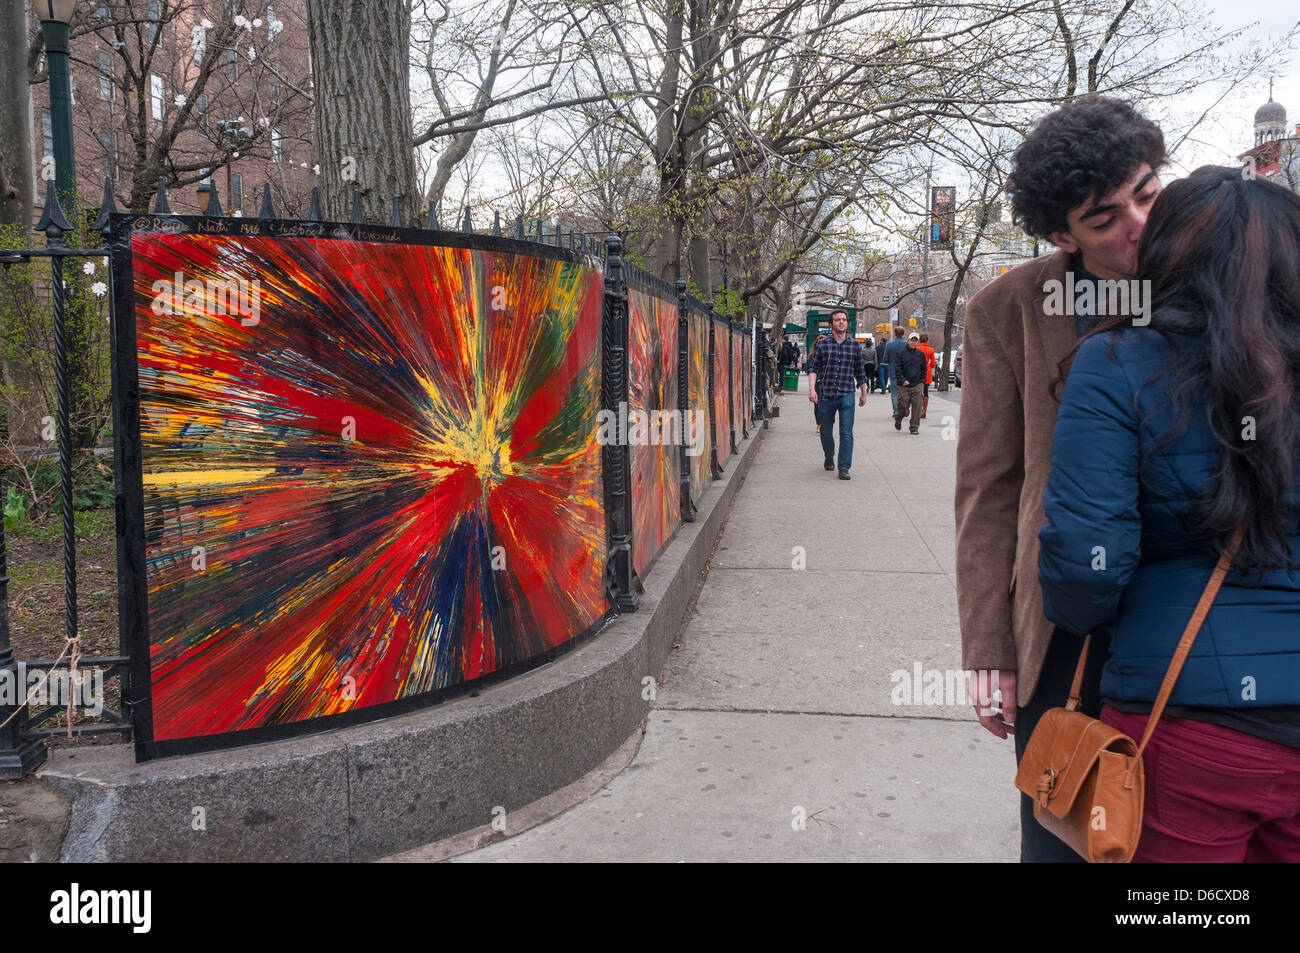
xmin=782 ymin=367 xmax=799 ymax=391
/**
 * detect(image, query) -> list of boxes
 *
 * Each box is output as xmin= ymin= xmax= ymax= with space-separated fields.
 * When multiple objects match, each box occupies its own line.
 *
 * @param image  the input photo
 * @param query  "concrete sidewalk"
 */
xmin=455 ymin=375 xmax=1018 ymax=862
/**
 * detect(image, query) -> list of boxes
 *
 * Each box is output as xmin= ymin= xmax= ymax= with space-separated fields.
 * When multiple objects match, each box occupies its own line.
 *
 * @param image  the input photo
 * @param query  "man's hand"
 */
xmin=858 ymin=385 xmax=867 ymax=407
xmin=971 ymin=669 xmax=1017 ymax=739
xmin=809 ymin=387 xmax=818 ymax=404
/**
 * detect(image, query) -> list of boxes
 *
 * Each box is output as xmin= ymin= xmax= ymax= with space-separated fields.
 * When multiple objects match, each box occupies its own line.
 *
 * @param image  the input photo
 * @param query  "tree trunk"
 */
xmin=0 ymin=0 xmax=34 ymax=227
xmin=309 ymin=0 xmax=418 ymax=224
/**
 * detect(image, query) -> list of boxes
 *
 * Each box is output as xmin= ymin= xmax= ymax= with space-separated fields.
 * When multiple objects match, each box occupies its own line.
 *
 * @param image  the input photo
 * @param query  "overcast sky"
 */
xmin=1166 ymin=1 xmax=1300 ymax=172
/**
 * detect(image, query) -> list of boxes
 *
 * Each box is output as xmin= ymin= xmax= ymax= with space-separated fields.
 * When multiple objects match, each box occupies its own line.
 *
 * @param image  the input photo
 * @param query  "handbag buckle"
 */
xmin=1036 ymin=767 xmax=1057 ymax=809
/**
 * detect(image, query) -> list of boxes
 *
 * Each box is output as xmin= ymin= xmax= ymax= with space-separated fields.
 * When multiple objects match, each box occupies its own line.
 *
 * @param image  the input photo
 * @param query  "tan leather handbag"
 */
xmin=1014 ymin=526 xmax=1244 ymax=863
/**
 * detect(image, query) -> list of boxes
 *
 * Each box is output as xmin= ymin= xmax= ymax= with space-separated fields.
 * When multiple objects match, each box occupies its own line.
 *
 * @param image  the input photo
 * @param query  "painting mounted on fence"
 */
xmin=730 ymin=324 xmax=745 ymax=445
xmin=628 ymin=285 xmax=681 ymax=577
xmin=712 ymin=317 xmax=731 ymax=469
xmin=741 ymin=329 xmax=753 ymax=434
xmin=112 ymin=218 xmax=609 ymax=757
xmin=687 ymin=308 xmax=711 ymax=506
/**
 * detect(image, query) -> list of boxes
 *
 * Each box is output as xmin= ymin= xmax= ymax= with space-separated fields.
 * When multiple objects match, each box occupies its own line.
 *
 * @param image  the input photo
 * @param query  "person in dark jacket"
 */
xmin=1038 ymin=166 xmax=1300 ymax=862
xmin=875 ymin=336 xmax=889 ymax=394
xmin=882 ymin=326 xmax=909 ymax=414
xmin=893 ymin=332 xmax=928 ymax=433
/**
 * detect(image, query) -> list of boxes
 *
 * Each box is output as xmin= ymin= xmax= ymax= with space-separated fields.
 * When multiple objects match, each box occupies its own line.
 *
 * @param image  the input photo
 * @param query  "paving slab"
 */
xmin=455 ymin=709 xmax=1017 ymax=863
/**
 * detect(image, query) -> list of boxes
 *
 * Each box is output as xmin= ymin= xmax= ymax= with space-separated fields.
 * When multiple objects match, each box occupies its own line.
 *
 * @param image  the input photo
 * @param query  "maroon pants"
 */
xmin=1102 ymin=705 xmax=1300 ymax=862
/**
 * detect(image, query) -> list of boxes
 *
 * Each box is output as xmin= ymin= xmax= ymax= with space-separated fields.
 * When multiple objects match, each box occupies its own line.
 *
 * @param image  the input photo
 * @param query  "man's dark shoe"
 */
xmin=894 ymin=418 xmax=902 ymax=431
xmin=838 ymin=469 xmax=850 ymax=480
xmin=909 ymin=428 xmax=919 ymax=434
xmin=824 ymin=458 xmax=834 ymax=471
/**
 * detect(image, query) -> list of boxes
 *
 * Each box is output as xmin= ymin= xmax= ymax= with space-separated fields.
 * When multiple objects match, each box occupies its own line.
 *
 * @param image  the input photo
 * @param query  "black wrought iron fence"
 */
xmin=0 ymin=176 xmax=764 ymax=774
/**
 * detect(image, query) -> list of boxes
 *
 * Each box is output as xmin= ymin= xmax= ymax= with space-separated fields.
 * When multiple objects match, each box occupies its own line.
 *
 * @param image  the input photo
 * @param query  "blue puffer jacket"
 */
xmin=1039 ymin=327 xmax=1300 ymax=707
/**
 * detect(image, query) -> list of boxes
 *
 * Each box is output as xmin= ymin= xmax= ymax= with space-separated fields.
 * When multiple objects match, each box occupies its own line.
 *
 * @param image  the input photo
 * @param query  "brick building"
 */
xmin=29 ymin=0 xmax=315 ymax=221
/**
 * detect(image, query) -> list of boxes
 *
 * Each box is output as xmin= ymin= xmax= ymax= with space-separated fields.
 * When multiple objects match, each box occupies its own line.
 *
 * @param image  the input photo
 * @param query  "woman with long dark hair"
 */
xmin=1037 ymin=165 xmax=1300 ymax=862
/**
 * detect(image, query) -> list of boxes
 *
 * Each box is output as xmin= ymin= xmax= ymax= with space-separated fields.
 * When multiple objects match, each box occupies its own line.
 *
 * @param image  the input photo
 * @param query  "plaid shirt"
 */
xmin=808 ymin=334 xmax=867 ymax=399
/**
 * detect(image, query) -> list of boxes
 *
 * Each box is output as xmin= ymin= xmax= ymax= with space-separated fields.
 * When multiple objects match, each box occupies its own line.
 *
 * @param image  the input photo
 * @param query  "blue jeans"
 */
xmin=817 ymin=393 xmax=856 ymax=471
xmin=889 ymin=375 xmax=899 ymax=415
xmin=878 ymin=363 xmax=890 ymax=393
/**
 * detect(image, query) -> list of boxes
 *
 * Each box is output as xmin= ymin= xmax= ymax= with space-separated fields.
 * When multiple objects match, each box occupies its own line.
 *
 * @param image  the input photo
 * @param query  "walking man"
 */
xmin=894 ymin=332 xmax=927 ymax=433
xmin=916 ymin=332 xmax=936 ymax=418
xmin=883 ymin=326 xmax=908 ymax=415
xmin=954 ymin=94 xmax=1166 ymax=862
xmin=875 ymin=335 xmax=889 ymax=395
xmin=808 ymin=309 xmax=868 ymax=479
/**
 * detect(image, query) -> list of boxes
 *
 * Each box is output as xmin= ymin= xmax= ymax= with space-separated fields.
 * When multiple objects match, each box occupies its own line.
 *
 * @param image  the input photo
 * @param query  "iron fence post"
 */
xmin=708 ymin=305 xmax=720 ymax=478
xmin=676 ymin=280 xmax=695 ymax=522
xmin=602 ymin=234 xmax=638 ymax=610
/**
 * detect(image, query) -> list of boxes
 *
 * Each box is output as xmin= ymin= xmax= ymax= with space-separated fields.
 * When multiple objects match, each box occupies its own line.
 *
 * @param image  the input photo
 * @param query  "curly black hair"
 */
xmin=1006 ymin=95 xmax=1167 ymax=240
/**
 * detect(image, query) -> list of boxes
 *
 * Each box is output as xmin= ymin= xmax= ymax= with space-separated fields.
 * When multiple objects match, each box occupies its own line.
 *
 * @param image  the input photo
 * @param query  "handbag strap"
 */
xmin=1122 ymin=523 xmax=1245 ymax=782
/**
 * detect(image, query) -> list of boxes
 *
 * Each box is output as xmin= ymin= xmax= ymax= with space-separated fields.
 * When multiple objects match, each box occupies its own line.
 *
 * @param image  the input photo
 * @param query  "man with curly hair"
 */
xmin=953 ymin=95 xmax=1167 ymax=862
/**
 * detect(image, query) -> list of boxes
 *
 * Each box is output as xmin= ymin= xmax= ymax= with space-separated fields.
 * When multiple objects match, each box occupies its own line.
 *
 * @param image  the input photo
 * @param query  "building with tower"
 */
xmin=1238 ymin=81 xmax=1300 ymax=192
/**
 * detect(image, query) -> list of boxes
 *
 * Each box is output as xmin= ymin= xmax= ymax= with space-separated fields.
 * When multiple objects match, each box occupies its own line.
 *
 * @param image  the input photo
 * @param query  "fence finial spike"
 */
xmin=390 ymin=195 xmax=403 ymax=228
xmin=308 ymin=186 xmax=322 ymax=222
xmin=554 ymin=221 xmax=562 ymax=246
xmin=153 ymin=176 xmax=171 ymax=214
xmin=36 ymin=178 xmax=72 ymax=233
xmin=462 ymin=205 xmax=472 ymax=234
xmin=492 ymin=210 xmax=501 ymax=237
xmin=426 ymin=200 xmax=438 ymax=230
xmin=258 ymin=182 xmax=276 ymax=220
xmin=350 ymin=188 xmax=363 ymax=224
xmin=535 ymin=217 xmax=543 ymax=242
xmin=91 ymin=175 xmax=119 ymax=231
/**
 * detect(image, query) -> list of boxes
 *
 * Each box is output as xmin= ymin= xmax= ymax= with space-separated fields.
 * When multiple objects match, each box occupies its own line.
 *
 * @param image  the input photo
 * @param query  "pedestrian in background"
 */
xmin=883 ymin=326 xmax=909 ymax=415
xmin=863 ymin=336 xmax=878 ymax=393
xmin=875 ymin=335 xmax=889 ymax=395
xmin=917 ymin=332 xmax=936 ymax=418
xmin=893 ymin=332 xmax=927 ymax=433
xmin=808 ymin=309 xmax=868 ymax=478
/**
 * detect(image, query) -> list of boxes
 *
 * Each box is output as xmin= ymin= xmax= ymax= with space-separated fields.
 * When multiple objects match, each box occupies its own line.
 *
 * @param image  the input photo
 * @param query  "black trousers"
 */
xmin=1013 ymin=626 xmax=1111 ymax=863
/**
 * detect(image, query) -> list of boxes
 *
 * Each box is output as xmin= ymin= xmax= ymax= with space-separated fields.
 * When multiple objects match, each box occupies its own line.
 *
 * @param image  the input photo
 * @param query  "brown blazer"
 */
xmin=955 ymin=249 xmax=1080 ymax=707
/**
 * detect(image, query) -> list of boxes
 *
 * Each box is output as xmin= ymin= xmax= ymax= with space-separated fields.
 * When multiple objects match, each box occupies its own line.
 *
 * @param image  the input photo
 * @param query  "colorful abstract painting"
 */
xmin=124 ymin=229 xmax=607 ymax=746
xmin=730 ymin=324 xmax=744 ymax=446
xmin=741 ymin=329 xmax=753 ymax=436
xmin=687 ymin=308 xmax=711 ymax=506
xmin=628 ymin=286 xmax=680 ymax=577
xmin=713 ymin=317 xmax=731 ymax=468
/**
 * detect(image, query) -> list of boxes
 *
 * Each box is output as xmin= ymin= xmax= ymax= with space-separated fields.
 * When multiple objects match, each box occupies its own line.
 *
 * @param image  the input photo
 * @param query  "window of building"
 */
xmin=272 ymin=128 xmax=282 ymax=163
xmin=99 ymin=50 xmax=113 ymax=100
xmin=200 ymin=167 xmax=213 ymax=186
xmin=192 ymin=23 xmax=206 ymax=64
xmin=99 ymin=130 xmax=119 ymax=182
xmin=41 ymin=110 xmax=54 ymax=158
xmin=147 ymin=0 xmax=160 ymax=44
xmin=231 ymin=172 xmax=243 ymax=210
xmin=196 ymin=93 xmax=209 ymax=135
xmin=270 ymin=78 xmax=281 ymax=109
xmin=150 ymin=74 xmax=165 ymax=120
xmin=227 ymin=48 xmax=238 ymax=81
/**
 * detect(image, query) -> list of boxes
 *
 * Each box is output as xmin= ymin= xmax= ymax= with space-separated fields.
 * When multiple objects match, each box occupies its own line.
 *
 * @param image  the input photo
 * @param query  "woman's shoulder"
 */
xmin=1072 ymin=326 xmax=1200 ymax=378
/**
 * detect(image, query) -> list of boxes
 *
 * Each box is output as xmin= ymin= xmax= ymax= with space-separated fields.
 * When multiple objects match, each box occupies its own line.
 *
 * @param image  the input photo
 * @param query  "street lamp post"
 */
xmin=39 ymin=0 xmax=79 ymax=214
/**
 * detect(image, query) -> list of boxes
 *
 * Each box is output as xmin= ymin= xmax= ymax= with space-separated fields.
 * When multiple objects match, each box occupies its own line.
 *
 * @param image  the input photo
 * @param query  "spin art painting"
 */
xmin=687 ymin=308 xmax=711 ymax=506
xmin=712 ymin=317 xmax=731 ymax=468
xmin=119 ymin=227 xmax=608 ymax=750
xmin=628 ymin=286 xmax=681 ymax=576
